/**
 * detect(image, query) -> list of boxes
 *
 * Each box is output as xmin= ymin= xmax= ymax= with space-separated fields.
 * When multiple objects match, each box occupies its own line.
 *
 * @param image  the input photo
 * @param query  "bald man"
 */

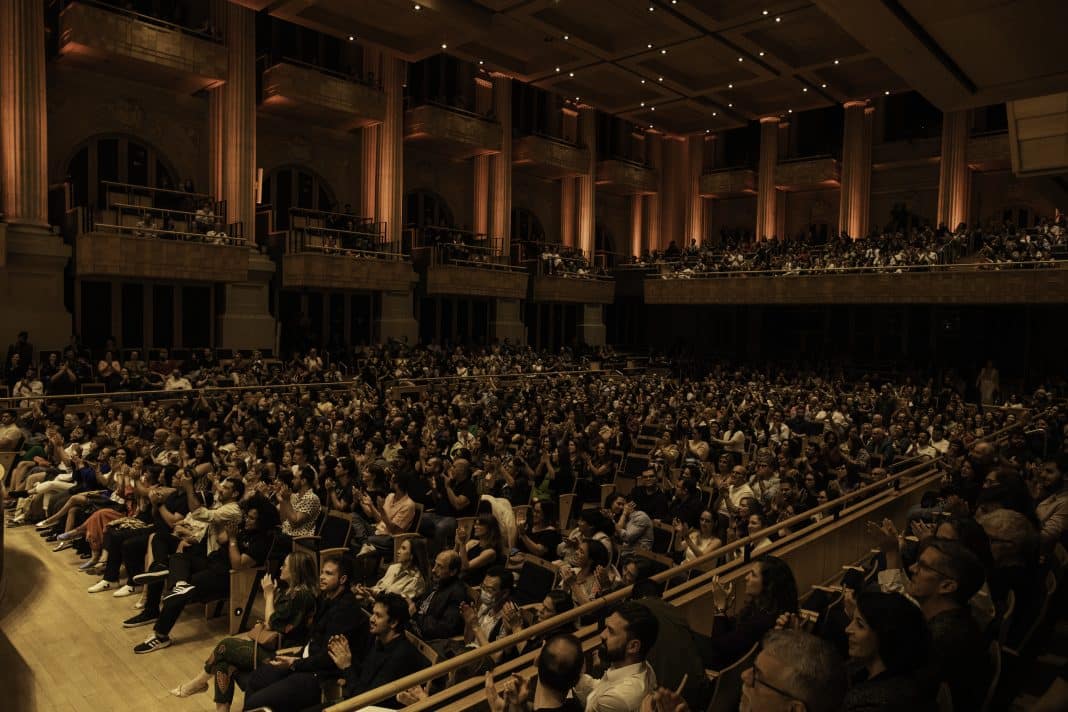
xmin=410 ymin=550 xmax=468 ymax=640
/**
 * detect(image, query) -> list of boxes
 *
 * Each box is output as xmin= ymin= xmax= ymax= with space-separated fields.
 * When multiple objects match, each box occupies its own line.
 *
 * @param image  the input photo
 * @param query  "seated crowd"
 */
xmin=2 ymin=339 xmax=1067 ymax=712
xmin=641 ymin=217 xmax=1066 ymax=278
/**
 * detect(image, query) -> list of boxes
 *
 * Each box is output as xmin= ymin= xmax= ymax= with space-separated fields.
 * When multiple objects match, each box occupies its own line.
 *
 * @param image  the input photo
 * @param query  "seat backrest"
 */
xmin=651 ymin=521 xmax=675 ymax=554
xmin=409 ymin=502 xmax=424 ymax=533
xmin=706 ymin=642 xmax=760 ymax=712
xmin=320 ymin=511 xmax=353 ymax=549
xmin=406 ymin=631 xmax=440 ymax=666
xmin=996 ymin=589 xmax=1016 ymax=646
xmin=513 ymin=555 xmax=558 ymax=605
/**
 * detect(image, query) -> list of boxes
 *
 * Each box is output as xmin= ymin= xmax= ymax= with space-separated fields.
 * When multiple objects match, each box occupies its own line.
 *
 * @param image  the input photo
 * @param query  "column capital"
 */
xmin=759 ymin=115 xmax=781 ymax=124
xmin=843 ymin=99 xmax=870 ymax=110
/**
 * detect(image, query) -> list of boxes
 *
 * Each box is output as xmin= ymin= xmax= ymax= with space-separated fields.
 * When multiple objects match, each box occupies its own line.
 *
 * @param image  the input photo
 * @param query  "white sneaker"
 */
xmin=133 ymin=593 xmax=146 ymax=609
xmin=88 ymin=580 xmax=114 ymax=593
xmin=112 ymin=584 xmax=141 ymax=598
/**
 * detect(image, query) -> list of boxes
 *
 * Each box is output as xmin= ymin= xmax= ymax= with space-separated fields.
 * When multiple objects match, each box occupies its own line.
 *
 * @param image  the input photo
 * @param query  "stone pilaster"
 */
xmin=577 ymin=304 xmax=606 ymax=346
xmin=217 ymin=252 xmax=276 ymax=351
xmin=937 ymin=109 xmax=971 ymax=229
xmin=576 ymin=109 xmax=596 ymax=257
xmin=220 ymin=2 xmax=256 ymax=233
xmin=839 ymin=101 xmax=874 ymax=238
xmin=378 ymin=56 xmax=405 ymax=249
xmin=686 ymin=135 xmax=704 ymax=244
xmin=560 ymin=177 xmax=575 ymax=248
xmin=645 ymin=134 xmax=662 ymax=250
xmin=630 ymin=194 xmax=644 ymax=257
xmin=491 ymin=298 xmax=525 ymax=345
xmin=755 ymin=117 xmax=780 ymax=240
xmin=378 ymin=290 xmax=418 ymax=344
xmin=491 ymin=76 xmax=512 ymax=254
xmin=473 ymin=155 xmax=491 ymax=236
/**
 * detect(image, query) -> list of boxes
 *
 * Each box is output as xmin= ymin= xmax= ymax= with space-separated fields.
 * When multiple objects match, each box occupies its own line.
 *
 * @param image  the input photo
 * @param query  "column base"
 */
xmin=0 ymin=224 xmax=72 ymax=350
xmin=378 ymin=290 xmax=418 ymax=345
xmin=491 ymin=298 xmax=526 ymax=346
xmin=217 ymin=252 xmax=276 ymax=352
xmin=577 ymin=303 xmax=606 ymax=347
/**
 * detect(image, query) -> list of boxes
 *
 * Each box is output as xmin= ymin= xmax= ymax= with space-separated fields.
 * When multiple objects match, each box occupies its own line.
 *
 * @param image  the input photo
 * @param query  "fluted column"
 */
xmin=686 ymin=135 xmax=704 ymax=244
xmin=576 ymin=109 xmax=596 ymax=257
xmin=378 ymin=56 xmax=405 ymax=250
xmin=490 ymin=76 xmax=512 ymax=255
xmin=208 ymin=90 xmax=224 ymax=202
xmin=361 ymin=124 xmax=379 ymax=222
xmin=630 ymin=194 xmax=644 ymax=257
xmin=937 ymin=109 xmax=971 ymax=230
xmin=755 ymin=116 xmax=779 ymax=241
xmin=220 ymin=2 xmax=256 ymax=234
xmin=838 ymin=101 xmax=874 ymax=239
xmin=560 ymin=177 xmax=575 ymax=248
xmin=473 ymin=155 xmax=490 ymax=236
xmin=1 ymin=0 xmax=49 ymax=227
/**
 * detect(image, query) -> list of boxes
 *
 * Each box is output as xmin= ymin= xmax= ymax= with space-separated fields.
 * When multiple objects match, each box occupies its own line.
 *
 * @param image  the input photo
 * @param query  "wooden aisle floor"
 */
xmin=1 ymin=524 xmax=247 ymax=712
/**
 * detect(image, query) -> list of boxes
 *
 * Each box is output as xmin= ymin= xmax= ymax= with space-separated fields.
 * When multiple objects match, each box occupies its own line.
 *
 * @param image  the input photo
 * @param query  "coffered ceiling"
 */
xmin=236 ymin=0 xmax=1068 ymax=136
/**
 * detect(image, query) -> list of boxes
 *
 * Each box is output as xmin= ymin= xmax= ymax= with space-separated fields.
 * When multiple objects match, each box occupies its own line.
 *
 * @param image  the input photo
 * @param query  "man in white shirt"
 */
xmin=719 ymin=466 xmax=754 ymax=517
xmin=575 ymin=601 xmax=658 ymax=712
xmin=164 ymin=369 xmax=192 ymax=391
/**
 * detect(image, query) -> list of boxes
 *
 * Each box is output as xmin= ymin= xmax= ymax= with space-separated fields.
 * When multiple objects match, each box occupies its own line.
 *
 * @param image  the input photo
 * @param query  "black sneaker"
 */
xmin=133 ymin=634 xmax=171 ymax=654
xmin=162 ymin=582 xmax=196 ymax=603
xmin=123 ymin=610 xmax=159 ymax=628
xmin=132 ymin=563 xmax=169 ymax=584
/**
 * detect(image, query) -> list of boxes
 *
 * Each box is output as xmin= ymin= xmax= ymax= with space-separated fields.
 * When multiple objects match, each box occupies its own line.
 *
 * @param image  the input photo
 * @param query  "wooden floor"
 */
xmin=1 ymin=524 xmax=247 ymax=712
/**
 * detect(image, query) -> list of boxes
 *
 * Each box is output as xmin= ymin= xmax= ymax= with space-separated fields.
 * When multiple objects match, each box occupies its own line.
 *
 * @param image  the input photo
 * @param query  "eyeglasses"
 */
xmin=745 ymin=665 xmax=800 ymax=701
xmin=913 ymin=557 xmax=954 ymax=579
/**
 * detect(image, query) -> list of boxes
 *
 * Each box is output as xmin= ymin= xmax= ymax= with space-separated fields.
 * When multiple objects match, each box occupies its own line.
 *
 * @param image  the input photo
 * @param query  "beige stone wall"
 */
xmin=595 ymin=191 xmax=630 ymax=257
xmin=782 ymin=189 xmax=840 ymax=240
xmin=870 ymin=162 xmax=940 ymax=229
xmin=257 ymin=115 xmax=363 ymax=209
xmin=404 ymin=150 xmax=475 ymax=230
xmin=512 ymin=169 xmax=561 ymax=243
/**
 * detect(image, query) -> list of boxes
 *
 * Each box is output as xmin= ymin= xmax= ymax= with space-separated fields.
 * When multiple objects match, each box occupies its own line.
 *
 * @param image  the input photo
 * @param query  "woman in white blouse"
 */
xmin=674 ymin=508 xmax=723 ymax=563
xmin=353 ymin=536 xmax=429 ymax=604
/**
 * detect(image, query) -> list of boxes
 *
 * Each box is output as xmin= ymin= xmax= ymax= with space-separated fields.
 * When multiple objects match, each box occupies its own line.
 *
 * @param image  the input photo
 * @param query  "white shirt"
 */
xmin=719 ymin=482 xmax=754 ymax=514
xmin=576 ymin=661 xmax=656 ymax=712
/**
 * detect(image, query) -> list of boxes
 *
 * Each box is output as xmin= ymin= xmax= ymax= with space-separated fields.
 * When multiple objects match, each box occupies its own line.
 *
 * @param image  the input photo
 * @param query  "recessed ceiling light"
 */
xmin=834 ymin=59 xmax=839 ymax=65
xmin=414 ymin=3 xmax=420 ymax=9
xmin=706 ymin=129 xmax=710 ymax=133
xmin=885 ymin=90 xmax=891 ymax=95
xmin=758 ymin=51 xmax=765 ymax=56
xmin=763 ymin=9 xmax=769 ymax=15
xmin=555 ymin=67 xmax=561 ymax=72
xmin=648 ymin=5 xmax=654 ymax=11
xmin=563 ymin=34 xmax=569 ymax=40
xmin=775 ymin=16 xmax=781 ymax=22
xmin=640 ymin=79 xmax=646 ymax=84
xmin=788 ymin=109 xmax=792 ymax=113
xmin=649 ymin=123 xmax=654 ymax=128
xmin=348 ymin=35 xmax=355 ymax=41
xmin=658 ymin=76 xmax=663 ymax=81
xmin=575 ymin=96 xmax=580 ymax=100
xmin=479 ymin=60 xmax=484 ymax=65
xmin=441 ymin=43 xmax=447 ymax=49
xmin=728 ymin=83 xmax=733 ymax=88
xmin=651 ymin=106 xmax=656 ymax=111
xmin=648 ymin=43 xmax=653 ymax=49
xmin=802 ymin=87 xmax=808 ymax=92
xmin=738 ymin=57 xmax=744 ymax=62
xmin=569 ymin=72 xmax=575 ymax=77
xmin=712 ymin=112 xmax=717 ymax=116
xmin=661 ymin=49 xmax=667 ymax=54
xmin=640 ymin=102 xmax=646 ymax=107
xmin=820 ymin=83 xmax=826 ymax=88
xmin=728 ymin=103 xmax=732 ymax=107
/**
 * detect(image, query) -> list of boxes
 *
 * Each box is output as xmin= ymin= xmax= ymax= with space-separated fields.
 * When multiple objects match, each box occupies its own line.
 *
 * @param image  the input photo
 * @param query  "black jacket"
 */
xmin=341 ymin=633 xmax=430 ymax=707
xmin=292 ymin=590 xmax=370 ymax=674
xmin=411 ymin=575 xmax=468 ymax=640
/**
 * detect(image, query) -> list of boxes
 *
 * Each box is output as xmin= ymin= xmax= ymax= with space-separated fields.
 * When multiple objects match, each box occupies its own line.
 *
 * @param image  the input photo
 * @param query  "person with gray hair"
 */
xmin=739 ymin=629 xmax=847 ymax=712
xmin=979 ymin=507 xmax=1045 ymax=648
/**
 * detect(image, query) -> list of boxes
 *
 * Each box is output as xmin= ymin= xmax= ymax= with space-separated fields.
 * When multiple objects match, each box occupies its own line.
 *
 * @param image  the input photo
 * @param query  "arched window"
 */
xmin=511 ymin=206 xmax=545 ymax=243
xmin=262 ymin=165 xmax=338 ymax=230
xmin=404 ymin=189 xmax=454 ymax=228
xmin=65 ymin=135 xmax=178 ymax=210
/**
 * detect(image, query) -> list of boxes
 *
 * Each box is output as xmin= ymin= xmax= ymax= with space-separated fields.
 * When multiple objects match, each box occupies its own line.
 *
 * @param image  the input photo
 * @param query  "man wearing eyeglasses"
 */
xmin=738 ymin=629 xmax=846 ymax=712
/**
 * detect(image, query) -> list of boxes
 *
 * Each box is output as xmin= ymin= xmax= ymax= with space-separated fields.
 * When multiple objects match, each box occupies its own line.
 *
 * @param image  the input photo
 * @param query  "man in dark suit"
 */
xmin=410 ymin=550 xmax=468 ymax=641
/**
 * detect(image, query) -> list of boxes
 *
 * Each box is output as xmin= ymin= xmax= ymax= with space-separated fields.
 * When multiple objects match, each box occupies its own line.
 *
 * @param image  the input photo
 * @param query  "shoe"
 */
xmin=57 ymin=530 xmax=83 ymax=542
xmin=133 ymin=592 xmax=146 ymax=609
xmin=39 ymin=526 xmax=58 ymax=537
xmin=112 ymin=584 xmax=141 ymax=598
xmin=78 ymin=559 xmax=100 ymax=571
xmin=123 ymin=611 xmax=159 ymax=628
xmin=132 ymin=563 xmax=169 ymax=584
xmin=162 ymin=582 xmax=195 ymax=602
xmin=169 ymin=681 xmax=208 ymax=698
xmin=79 ymin=552 xmax=92 ymax=560
xmin=133 ymin=634 xmax=171 ymax=654
xmin=87 ymin=580 xmax=114 ymax=593
xmin=35 ymin=520 xmax=54 ymax=529
xmin=52 ymin=540 xmax=74 ymax=552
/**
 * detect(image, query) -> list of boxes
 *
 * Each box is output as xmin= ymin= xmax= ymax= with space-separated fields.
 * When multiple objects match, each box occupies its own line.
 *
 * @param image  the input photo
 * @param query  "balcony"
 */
xmin=528 ymin=255 xmax=614 ymax=303
xmin=57 ymin=1 xmax=226 ymax=94
xmin=404 ymin=103 xmax=502 ymax=159
xmin=412 ymin=227 xmax=528 ymax=300
xmin=776 ymin=156 xmax=840 ymax=191
xmin=644 ymin=264 xmax=1068 ymax=305
xmin=281 ymin=212 xmax=415 ymax=292
xmin=77 ymin=227 xmax=249 ymax=282
xmin=513 ymin=134 xmax=590 ymax=179
xmin=699 ymin=168 xmax=756 ymax=197
xmin=260 ymin=60 xmax=386 ymax=131
xmin=596 ymin=159 xmax=658 ymax=195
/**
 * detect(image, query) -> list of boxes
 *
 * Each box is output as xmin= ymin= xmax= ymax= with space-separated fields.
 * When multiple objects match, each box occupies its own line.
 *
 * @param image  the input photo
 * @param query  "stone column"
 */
xmin=755 ymin=117 xmax=780 ymax=240
xmin=645 ymin=134 xmax=662 ymax=250
xmin=560 ymin=177 xmax=575 ymax=248
xmin=630 ymin=194 xmax=643 ymax=257
xmin=577 ymin=304 xmax=606 ymax=346
xmin=220 ymin=2 xmax=256 ymax=233
xmin=576 ymin=109 xmax=596 ymax=258
xmin=686 ymin=135 xmax=704 ymax=244
xmin=838 ymin=101 xmax=874 ymax=239
xmin=378 ymin=290 xmax=418 ymax=344
xmin=208 ymin=90 xmax=224 ymax=203
xmin=378 ymin=56 xmax=405 ymax=250
xmin=937 ymin=109 xmax=971 ymax=230
xmin=473 ymin=155 xmax=490 ymax=236
xmin=0 ymin=0 xmax=48 ymax=227
xmin=217 ymin=253 xmax=277 ymax=351
xmin=0 ymin=0 xmax=72 ymax=349
xmin=361 ymin=124 xmax=378 ymax=222
xmin=490 ymin=76 xmax=512 ymax=255
xmin=491 ymin=298 xmax=525 ymax=345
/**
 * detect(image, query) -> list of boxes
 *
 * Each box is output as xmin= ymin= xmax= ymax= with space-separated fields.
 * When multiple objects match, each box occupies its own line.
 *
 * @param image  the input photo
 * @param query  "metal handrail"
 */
xmin=326 ymin=415 xmax=1033 ymax=712
xmin=62 ymin=0 xmax=222 ymax=42
xmin=101 ymin=179 xmax=213 ymax=202
xmin=92 ymin=223 xmax=245 ymax=245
